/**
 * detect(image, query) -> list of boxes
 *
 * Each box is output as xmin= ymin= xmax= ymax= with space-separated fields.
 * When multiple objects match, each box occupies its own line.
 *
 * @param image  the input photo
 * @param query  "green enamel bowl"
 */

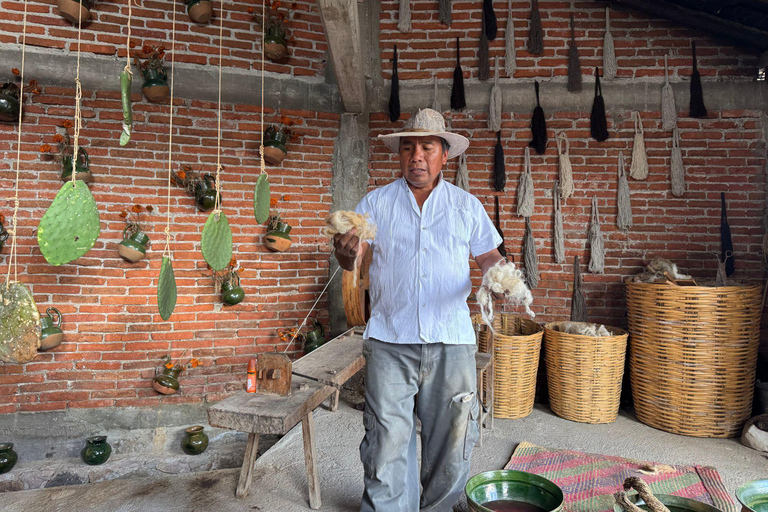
xmin=465 ymin=470 xmax=564 ymax=512
xmin=737 ymin=480 xmax=768 ymax=512
xmin=613 ymin=493 xmax=725 ymax=512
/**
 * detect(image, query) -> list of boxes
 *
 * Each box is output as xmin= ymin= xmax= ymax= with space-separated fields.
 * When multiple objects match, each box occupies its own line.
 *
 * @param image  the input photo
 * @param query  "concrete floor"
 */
xmin=4 ymin=400 xmax=767 ymax=512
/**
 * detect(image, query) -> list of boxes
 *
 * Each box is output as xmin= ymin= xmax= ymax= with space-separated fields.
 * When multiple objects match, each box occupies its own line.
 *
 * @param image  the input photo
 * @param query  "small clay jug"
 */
xmin=152 ymin=367 xmax=181 ymax=395
xmin=0 ymin=223 xmax=9 ymax=251
xmin=140 ymin=66 xmax=170 ymax=103
xmin=57 ymin=0 xmax=91 ymax=23
xmin=304 ymin=322 xmax=326 ymax=353
xmin=194 ymin=174 xmax=221 ymax=212
xmin=61 ymin=147 xmax=93 ymax=183
xmin=81 ymin=436 xmax=111 ymax=466
xmin=181 ymin=426 xmax=209 ymax=455
xmin=39 ymin=307 xmax=64 ymax=351
xmin=264 ymin=221 xmax=292 ymax=252
xmin=221 ymin=273 xmax=245 ymax=306
xmin=262 ymin=126 xmax=288 ymax=165
xmin=0 ymin=443 xmax=18 ymax=475
xmin=185 ymin=0 xmax=213 ymax=23
xmin=118 ymin=227 xmax=150 ymax=263
xmin=0 ymin=83 xmax=20 ymax=123
xmin=264 ymin=36 xmax=288 ymax=62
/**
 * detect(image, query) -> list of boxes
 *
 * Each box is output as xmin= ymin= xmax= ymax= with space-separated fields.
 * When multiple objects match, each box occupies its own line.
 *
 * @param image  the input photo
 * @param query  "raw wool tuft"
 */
xmin=670 ymin=124 xmax=686 ymax=197
xmin=488 ymin=57 xmax=503 ymax=132
xmin=558 ymin=322 xmax=610 ymax=337
xmin=451 ymin=38 xmax=466 ymax=110
xmin=388 ymin=45 xmax=400 ymax=122
xmin=527 ymin=0 xmax=543 ymax=55
xmin=529 ymin=81 xmax=547 ymax=154
xmin=556 ymin=132 xmax=574 ymax=200
xmin=479 ymin=16 xmax=490 ymax=82
xmin=661 ymin=54 xmax=677 ymax=131
xmin=570 ymin=255 xmax=588 ymax=322
xmin=553 ymin=181 xmax=565 ymax=264
xmin=493 ymin=132 xmax=506 ymax=192
xmin=398 ymin=0 xmax=412 ymax=32
xmin=590 ymin=67 xmax=609 ymax=142
xmin=439 ymin=0 xmax=451 ymax=26
xmin=629 ymin=111 xmax=648 ymax=180
xmin=567 ymin=13 xmax=582 ymax=93
xmin=517 ymin=146 xmax=534 ymax=217
xmin=689 ymin=42 xmax=707 ymax=118
xmin=431 ymin=73 xmax=441 ymax=112
xmin=616 ymin=151 xmax=632 ymax=231
xmin=523 ymin=217 xmax=539 ymax=289
xmin=631 ymin=257 xmax=691 ymax=283
xmin=455 ymin=152 xmax=470 ymax=191
xmin=588 ymin=196 xmax=605 ymax=274
xmin=477 ymin=259 xmax=535 ymax=332
xmin=504 ymin=0 xmax=516 ymax=77
xmin=602 ymin=7 xmax=617 ymax=80
xmin=483 ymin=0 xmax=497 ymax=40
xmin=324 ymin=210 xmax=377 ymax=241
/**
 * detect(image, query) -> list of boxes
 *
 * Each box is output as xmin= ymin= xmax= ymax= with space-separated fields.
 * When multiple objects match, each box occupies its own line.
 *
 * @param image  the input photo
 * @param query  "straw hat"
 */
xmin=378 ymin=108 xmax=469 ymax=159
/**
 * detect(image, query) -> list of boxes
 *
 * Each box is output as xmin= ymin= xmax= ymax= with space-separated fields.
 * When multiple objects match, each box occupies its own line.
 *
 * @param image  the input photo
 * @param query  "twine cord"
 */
xmin=283 ymin=260 xmax=341 ymax=353
xmin=259 ymin=0 xmax=266 ymax=175
xmin=164 ymin=0 xmax=178 ymax=257
xmin=71 ymin=4 xmax=84 ymax=188
xmin=213 ymin=0 xmax=224 ymax=215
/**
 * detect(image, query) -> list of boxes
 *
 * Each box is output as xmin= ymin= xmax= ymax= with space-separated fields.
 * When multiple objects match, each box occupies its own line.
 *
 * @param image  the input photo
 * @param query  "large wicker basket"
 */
xmin=474 ymin=314 xmax=543 ymax=419
xmin=543 ymin=321 xmax=629 ymax=424
xmin=626 ymin=282 xmax=762 ymax=438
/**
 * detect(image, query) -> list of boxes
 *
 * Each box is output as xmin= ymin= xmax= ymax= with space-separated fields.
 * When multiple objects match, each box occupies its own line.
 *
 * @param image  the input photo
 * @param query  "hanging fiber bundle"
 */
xmin=451 ymin=38 xmax=466 ymax=110
xmin=388 ymin=45 xmax=400 ymax=122
xmin=590 ymin=67 xmax=609 ymax=142
xmin=495 ymin=196 xmax=507 ymax=258
xmin=483 ymin=0 xmax=497 ymax=40
xmin=439 ymin=0 xmax=451 ymax=26
xmin=588 ymin=196 xmax=604 ymax=274
xmin=504 ymin=0 xmax=516 ymax=77
xmin=567 ymin=13 xmax=582 ymax=93
xmin=629 ymin=111 xmax=648 ymax=180
xmin=721 ymin=192 xmax=735 ymax=276
xmin=556 ymin=132 xmax=574 ymax=200
xmin=527 ymin=0 xmax=543 ymax=55
xmin=571 ymin=255 xmax=588 ymax=322
xmin=553 ymin=181 xmax=565 ymax=264
xmin=523 ymin=217 xmax=539 ymax=288
xmin=603 ymin=7 xmax=617 ymax=80
xmin=493 ymin=132 xmax=506 ymax=192
xmin=479 ymin=16 xmax=490 ymax=82
xmin=529 ymin=81 xmax=547 ymax=154
xmin=431 ymin=73 xmax=441 ymax=112
xmin=670 ymin=124 xmax=686 ymax=197
xmin=488 ymin=57 xmax=502 ymax=132
xmin=616 ymin=151 xmax=632 ymax=231
xmin=517 ymin=146 xmax=534 ymax=216
xmin=398 ymin=0 xmax=411 ymax=32
xmin=661 ymin=54 xmax=677 ymax=131
xmin=455 ymin=152 xmax=470 ymax=191
xmin=689 ymin=42 xmax=707 ymax=118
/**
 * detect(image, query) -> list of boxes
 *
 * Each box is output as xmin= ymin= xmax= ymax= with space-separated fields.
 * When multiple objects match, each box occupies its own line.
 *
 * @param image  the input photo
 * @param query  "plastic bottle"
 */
xmin=246 ymin=357 xmax=257 ymax=393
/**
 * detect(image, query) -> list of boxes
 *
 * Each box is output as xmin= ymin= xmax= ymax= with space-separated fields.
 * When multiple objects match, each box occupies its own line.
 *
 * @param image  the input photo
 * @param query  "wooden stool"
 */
xmin=475 ymin=351 xmax=493 ymax=446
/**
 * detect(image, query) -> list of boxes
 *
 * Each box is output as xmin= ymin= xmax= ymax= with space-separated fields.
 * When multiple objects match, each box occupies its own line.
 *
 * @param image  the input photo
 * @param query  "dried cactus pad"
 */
xmin=37 ymin=181 xmax=101 ymax=266
xmin=0 ymin=281 xmax=41 ymax=363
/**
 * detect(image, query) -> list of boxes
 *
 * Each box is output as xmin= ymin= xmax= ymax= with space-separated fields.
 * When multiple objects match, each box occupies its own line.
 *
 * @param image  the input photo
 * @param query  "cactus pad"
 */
xmin=254 ymin=174 xmax=270 ymax=224
xmin=201 ymin=211 xmax=232 ymax=271
xmin=157 ymin=256 xmax=177 ymax=321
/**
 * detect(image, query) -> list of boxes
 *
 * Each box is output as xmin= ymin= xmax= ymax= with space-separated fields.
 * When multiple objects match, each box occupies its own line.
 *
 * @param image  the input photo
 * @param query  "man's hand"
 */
xmin=333 ymin=228 xmax=364 ymax=271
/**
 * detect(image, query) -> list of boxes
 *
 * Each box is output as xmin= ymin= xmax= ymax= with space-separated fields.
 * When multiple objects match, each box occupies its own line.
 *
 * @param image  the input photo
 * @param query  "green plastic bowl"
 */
xmin=737 ymin=480 xmax=768 ymax=512
xmin=612 ymin=493 xmax=725 ymax=512
xmin=465 ymin=470 xmax=564 ymax=512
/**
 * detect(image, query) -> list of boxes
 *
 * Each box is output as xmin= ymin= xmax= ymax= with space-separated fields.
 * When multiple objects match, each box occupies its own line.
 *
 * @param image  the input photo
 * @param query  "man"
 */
xmin=333 ymin=108 xmax=504 ymax=512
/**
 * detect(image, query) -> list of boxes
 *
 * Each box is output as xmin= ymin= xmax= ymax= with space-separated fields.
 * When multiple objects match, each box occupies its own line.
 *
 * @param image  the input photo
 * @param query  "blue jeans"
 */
xmin=360 ymin=339 xmax=479 ymax=512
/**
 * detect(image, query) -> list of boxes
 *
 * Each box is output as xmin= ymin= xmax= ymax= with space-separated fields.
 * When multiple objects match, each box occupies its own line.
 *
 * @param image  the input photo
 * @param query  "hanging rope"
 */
xmin=259 ymin=0 xmax=266 ymax=175
xmin=70 ymin=3 xmax=85 ymax=187
xmin=504 ymin=0 xmax=515 ymax=77
xmin=517 ymin=146 xmax=534 ymax=217
xmin=284 ymin=258 xmax=341 ymax=352
xmin=661 ymin=54 xmax=676 ymax=131
xmin=630 ymin=110 xmax=648 ymax=180
xmin=603 ymin=6 xmax=617 ymax=80
xmin=556 ymin=131 xmax=573 ymax=200
xmin=213 ymin=0 xmax=225 ymax=215
xmin=163 ymin=0 xmax=179 ymax=257
xmin=588 ymin=196 xmax=605 ymax=274
xmin=671 ymin=124 xmax=686 ymax=197
xmin=617 ymin=150 xmax=632 ymax=231
xmin=553 ymin=180 xmax=565 ymax=264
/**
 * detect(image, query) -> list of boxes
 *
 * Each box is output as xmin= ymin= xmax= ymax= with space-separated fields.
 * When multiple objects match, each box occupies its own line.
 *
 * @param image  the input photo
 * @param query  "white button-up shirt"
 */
xmin=355 ymin=176 xmax=502 ymax=345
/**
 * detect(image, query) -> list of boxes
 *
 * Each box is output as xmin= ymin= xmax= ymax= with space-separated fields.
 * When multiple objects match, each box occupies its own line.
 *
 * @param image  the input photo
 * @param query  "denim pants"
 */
xmin=359 ymin=338 xmax=479 ymax=512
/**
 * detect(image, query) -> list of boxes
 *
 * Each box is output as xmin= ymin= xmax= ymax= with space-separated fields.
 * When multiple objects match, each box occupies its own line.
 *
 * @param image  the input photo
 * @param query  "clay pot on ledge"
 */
xmin=264 ymin=36 xmax=288 ymax=62
xmin=57 ymin=0 xmax=92 ymax=24
xmin=264 ymin=221 xmax=292 ymax=252
xmin=39 ymin=307 xmax=64 ymax=351
xmin=118 ymin=227 xmax=150 ymax=263
xmin=140 ymin=66 xmax=170 ymax=103
xmin=61 ymin=147 xmax=93 ymax=184
xmin=262 ymin=125 xmax=288 ymax=165
xmin=0 ymin=443 xmax=18 ymax=475
xmin=81 ymin=435 xmax=111 ymax=466
xmin=221 ymin=273 xmax=245 ymax=306
xmin=182 ymin=426 xmax=209 ymax=455
xmin=0 ymin=83 xmax=20 ymax=123
xmin=304 ymin=323 xmax=326 ymax=353
xmin=185 ymin=0 xmax=213 ymax=23
xmin=152 ymin=367 xmax=182 ymax=395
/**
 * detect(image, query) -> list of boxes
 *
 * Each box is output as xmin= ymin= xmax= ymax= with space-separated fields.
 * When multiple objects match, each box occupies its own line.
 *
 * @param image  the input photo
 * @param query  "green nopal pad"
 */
xmin=37 ymin=181 xmax=101 ymax=266
xmin=0 ymin=281 xmax=42 ymax=363
xmin=201 ymin=211 xmax=232 ymax=271
xmin=157 ymin=256 xmax=177 ymax=321
xmin=254 ymin=174 xmax=270 ymax=224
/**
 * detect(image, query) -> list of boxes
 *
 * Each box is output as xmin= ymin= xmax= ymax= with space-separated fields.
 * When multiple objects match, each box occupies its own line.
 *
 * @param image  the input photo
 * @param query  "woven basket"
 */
xmin=543 ymin=321 xmax=628 ymax=424
xmin=626 ymin=282 xmax=762 ymax=438
xmin=474 ymin=314 xmax=543 ymax=419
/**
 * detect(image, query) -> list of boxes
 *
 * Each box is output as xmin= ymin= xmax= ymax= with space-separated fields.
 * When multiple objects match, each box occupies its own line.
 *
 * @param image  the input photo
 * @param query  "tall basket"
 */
xmin=543 ymin=322 xmax=629 ymax=424
xmin=626 ymin=282 xmax=762 ymax=437
xmin=474 ymin=314 xmax=543 ymax=419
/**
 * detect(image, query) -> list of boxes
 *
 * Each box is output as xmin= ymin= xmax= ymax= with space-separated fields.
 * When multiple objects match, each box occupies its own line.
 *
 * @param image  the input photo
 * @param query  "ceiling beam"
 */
xmin=317 ymin=0 xmax=365 ymax=113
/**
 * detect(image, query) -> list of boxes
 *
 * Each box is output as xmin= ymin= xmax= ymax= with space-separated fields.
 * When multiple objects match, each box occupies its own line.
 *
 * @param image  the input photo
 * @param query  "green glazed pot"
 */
xmin=264 ymin=221 xmax=292 ymax=252
xmin=194 ymin=174 xmax=221 ymax=212
xmin=185 ymin=0 xmax=212 ymax=23
xmin=0 ymin=224 xmax=9 ymax=251
xmin=181 ymin=426 xmax=209 ymax=455
xmin=262 ymin=126 xmax=288 ymax=165
xmin=264 ymin=35 xmax=288 ymax=61
xmin=465 ymin=470 xmax=564 ymax=512
xmin=118 ymin=228 xmax=150 ymax=263
xmin=737 ymin=480 xmax=768 ymax=512
xmin=0 ymin=85 xmax=20 ymax=123
xmin=39 ymin=306 xmax=64 ymax=351
xmin=141 ymin=67 xmax=170 ymax=103
xmin=61 ymin=147 xmax=93 ymax=183
xmin=304 ymin=325 xmax=326 ymax=353
xmin=221 ymin=275 xmax=245 ymax=306
xmin=81 ymin=436 xmax=111 ymax=466
xmin=152 ymin=367 xmax=181 ymax=395
xmin=0 ymin=443 xmax=18 ymax=475
xmin=613 ymin=493 xmax=725 ymax=512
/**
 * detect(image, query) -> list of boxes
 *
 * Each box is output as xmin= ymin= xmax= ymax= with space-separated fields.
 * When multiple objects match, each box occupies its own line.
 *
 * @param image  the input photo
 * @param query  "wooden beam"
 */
xmin=317 ymin=0 xmax=366 ymax=113
xmin=612 ymin=0 xmax=768 ymax=50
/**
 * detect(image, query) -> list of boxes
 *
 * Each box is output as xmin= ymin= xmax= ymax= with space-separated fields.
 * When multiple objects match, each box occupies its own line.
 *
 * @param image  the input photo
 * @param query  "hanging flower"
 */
xmin=11 ymin=68 xmax=19 ymax=76
xmin=270 ymin=196 xmax=278 ymax=207
xmin=39 ymin=144 xmax=52 ymax=153
xmin=52 ymin=134 xmax=63 ymax=143
xmin=62 ymin=120 xmax=73 ymax=128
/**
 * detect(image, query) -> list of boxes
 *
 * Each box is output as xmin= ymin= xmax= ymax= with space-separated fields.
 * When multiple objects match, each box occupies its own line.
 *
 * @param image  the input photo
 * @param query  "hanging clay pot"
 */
xmin=0 ymin=222 xmax=9 ymax=252
xmin=0 ymin=443 xmax=18 ymax=475
xmin=57 ymin=0 xmax=92 ymax=24
xmin=140 ymin=66 xmax=170 ymax=103
xmin=185 ymin=0 xmax=213 ymax=23
xmin=264 ymin=34 xmax=288 ymax=61
xmin=152 ymin=366 xmax=181 ymax=395
xmin=0 ymin=83 xmax=20 ymax=123
xmin=39 ymin=307 xmax=64 ymax=351
xmin=194 ymin=174 xmax=221 ymax=212
xmin=81 ymin=436 xmax=111 ymax=466
xmin=264 ymin=221 xmax=292 ymax=252
xmin=304 ymin=323 xmax=326 ymax=353
xmin=61 ymin=147 xmax=93 ymax=184
xmin=118 ymin=227 xmax=150 ymax=263
xmin=181 ymin=426 xmax=209 ymax=455
xmin=221 ymin=273 xmax=245 ymax=306
xmin=262 ymin=126 xmax=288 ymax=165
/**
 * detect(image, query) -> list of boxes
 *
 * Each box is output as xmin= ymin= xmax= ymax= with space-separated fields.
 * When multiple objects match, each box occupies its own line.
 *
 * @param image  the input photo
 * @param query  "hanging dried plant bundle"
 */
xmin=529 ymin=81 xmax=547 ymax=154
xmin=670 ymin=124 xmax=685 ymax=197
xmin=504 ymin=0 xmax=516 ymax=77
xmin=517 ymin=146 xmax=534 ymax=217
xmin=556 ymin=132 xmax=573 ymax=200
xmin=432 ymin=73 xmax=441 ymax=112
xmin=523 ymin=217 xmax=539 ymax=288
xmin=571 ymin=255 xmax=588 ymax=322
xmin=588 ymin=196 xmax=604 ymax=274
xmin=616 ymin=151 xmax=632 ymax=231
xmin=455 ymin=152 xmax=470 ymax=191
xmin=398 ymin=0 xmax=412 ymax=32
xmin=493 ymin=132 xmax=506 ymax=192
xmin=479 ymin=16 xmax=490 ymax=81
xmin=689 ymin=42 xmax=707 ymax=118
xmin=388 ymin=45 xmax=400 ymax=122
xmin=451 ymin=37 xmax=466 ymax=110
xmin=553 ymin=181 xmax=565 ymax=264
xmin=590 ymin=67 xmax=609 ymax=142
xmin=527 ymin=0 xmax=543 ymax=55
xmin=661 ymin=54 xmax=676 ymax=131
xmin=483 ymin=0 xmax=497 ymax=40
xmin=439 ymin=0 xmax=451 ymax=26
xmin=488 ymin=57 xmax=502 ymax=132
xmin=603 ymin=7 xmax=617 ymax=80
xmin=567 ymin=13 xmax=582 ymax=93
xmin=630 ymin=111 xmax=648 ymax=180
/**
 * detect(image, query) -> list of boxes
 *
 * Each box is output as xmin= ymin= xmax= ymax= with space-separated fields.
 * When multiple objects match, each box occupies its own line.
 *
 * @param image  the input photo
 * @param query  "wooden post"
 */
xmin=329 ymin=389 xmax=340 ymax=412
xmin=236 ymin=432 xmax=260 ymax=499
xmin=302 ymin=411 xmax=322 ymax=509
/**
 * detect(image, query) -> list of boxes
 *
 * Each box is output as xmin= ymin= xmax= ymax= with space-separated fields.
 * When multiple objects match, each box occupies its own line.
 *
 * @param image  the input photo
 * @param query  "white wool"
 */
xmin=324 ymin=210 xmax=377 ymax=241
xmin=398 ymin=0 xmax=412 ymax=32
xmin=477 ymin=260 xmax=535 ymax=333
xmin=560 ymin=322 xmax=611 ymax=337
xmin=630 ymin=111 xmax=648 ymax=180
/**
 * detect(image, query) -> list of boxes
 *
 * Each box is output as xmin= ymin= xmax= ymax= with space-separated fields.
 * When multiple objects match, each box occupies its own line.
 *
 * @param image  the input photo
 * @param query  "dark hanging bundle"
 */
xmin=527 ymin=0 xmax=543 ymax=55
xmin=590 ymin=67 xmax=609 ymax=142
xmin=479 ymin=16 xmax=490 ymax=81
xmin=493 ymin=131 xmax=506 ymax=192
xmin=567 ymin=13 xmax=582 ymax=93
xmin=483 ymin=0 xmax=497 ymax=40
xmin=388 ymin=45 xmax=400 ymax=122
xmin=689 ymin=41 xmax=707 ymax=118
xmin=529 ymin=81 xmax=547 ymax=155
xmin=451 ymin=37 xmax=466 ymax=110
xmin=439 ymin=0 xmax=451 ymax=26
xmin=494 ymin=196 xmax=507 ymax=258
xmin=571 ymin=255 xmax=588 ymax=322
xmin=721 ymin=192 xmax=735 ymax=276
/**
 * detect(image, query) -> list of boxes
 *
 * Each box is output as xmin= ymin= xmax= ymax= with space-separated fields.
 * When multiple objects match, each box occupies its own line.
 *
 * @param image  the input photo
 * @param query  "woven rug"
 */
xmin=504 ymin=441 xmax=738 ymax=512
